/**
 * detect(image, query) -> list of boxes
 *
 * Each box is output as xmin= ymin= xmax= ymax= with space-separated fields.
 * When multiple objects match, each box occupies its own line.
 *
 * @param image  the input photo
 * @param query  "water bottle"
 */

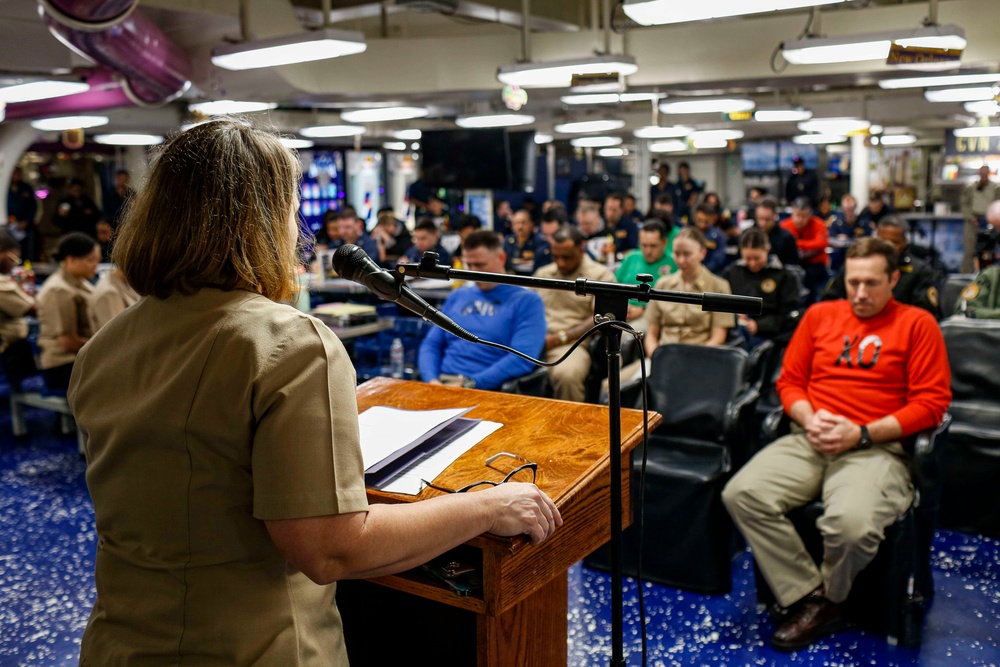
xmin=389 ymin=337 xmax=405 ymax=378
xmin=22 ymin=261 xmax=35 ymax=296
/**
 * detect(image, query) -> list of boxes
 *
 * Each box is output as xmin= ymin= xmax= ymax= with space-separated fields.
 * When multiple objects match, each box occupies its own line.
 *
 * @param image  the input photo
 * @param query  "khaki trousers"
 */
xmin=545 ymin=342 xmax=592 ymax=402
xmin=722 ymin=429 xmax=913 ymax=607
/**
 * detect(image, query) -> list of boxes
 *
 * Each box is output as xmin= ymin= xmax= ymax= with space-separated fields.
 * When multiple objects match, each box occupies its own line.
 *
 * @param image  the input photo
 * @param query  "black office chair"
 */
xmin=938 ymin=317 xmax=1000 ymax=538
xmin=584 ymin=331 xmax=643 ymax=404
xmin=941 ymin=274 xmax=976 ymax=317
xmin=498 ymin=366 xmax=552 ymax=397
xmin=585 ymin=344 xmax=759 ymax=593
xmin=752 ymin=408 xmax=951 ymax=647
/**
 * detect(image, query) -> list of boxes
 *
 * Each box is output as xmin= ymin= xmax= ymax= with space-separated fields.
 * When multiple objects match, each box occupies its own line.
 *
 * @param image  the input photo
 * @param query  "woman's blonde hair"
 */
xmin=674 ymin=225 xmax=707 ymax=249
xmin=113 ymin=118 xmax=302 ymax=302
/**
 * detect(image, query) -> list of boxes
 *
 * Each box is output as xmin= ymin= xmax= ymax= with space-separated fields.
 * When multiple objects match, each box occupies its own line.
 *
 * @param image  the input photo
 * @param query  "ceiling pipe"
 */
xmin=3 ymin=68 xmax=133 ymax=121
xmin=37 ymin=0 xmax=191 ymax=107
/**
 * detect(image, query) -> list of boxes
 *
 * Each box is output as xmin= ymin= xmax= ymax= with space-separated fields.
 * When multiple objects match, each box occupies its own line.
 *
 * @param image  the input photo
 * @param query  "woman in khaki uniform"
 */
xmin=67 ymin=119 xmax=561 ymax=667
xmin=36 ymin=232 xmax=100 ymax=389
xmin=0 ymin=229 xmax=36 ymax=380
xmin=644 ymin=227 xmax=735 ymax=359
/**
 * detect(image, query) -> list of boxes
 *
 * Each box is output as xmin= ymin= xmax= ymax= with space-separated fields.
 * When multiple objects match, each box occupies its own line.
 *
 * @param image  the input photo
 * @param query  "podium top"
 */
xmin=356 ymin=377 xmax=658 ymax=509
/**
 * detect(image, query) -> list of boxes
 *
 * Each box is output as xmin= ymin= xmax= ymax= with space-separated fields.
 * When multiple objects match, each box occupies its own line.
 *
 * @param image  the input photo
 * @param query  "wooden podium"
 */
xmin=337 ymin=377 xmax=660 ymax=667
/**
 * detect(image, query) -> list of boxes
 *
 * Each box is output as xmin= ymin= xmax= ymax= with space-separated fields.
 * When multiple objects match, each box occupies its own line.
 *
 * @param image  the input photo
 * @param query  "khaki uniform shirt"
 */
xmin=36 ymin=267 xmax=96 ymax=369
xmin=91 ymin=269 xmax=140 ymax=330
xmin=0 ymin=275 xmax=32 ymax=351
xmin=533 ymin=255 xmax=616 ymax=333
xmin=961 ymin=180 xmax=1000 ymax=220
xmin=645 ymin=265 xmax=736 ymax=345
xmin=68 ymin=288 xmax=369 ymax=666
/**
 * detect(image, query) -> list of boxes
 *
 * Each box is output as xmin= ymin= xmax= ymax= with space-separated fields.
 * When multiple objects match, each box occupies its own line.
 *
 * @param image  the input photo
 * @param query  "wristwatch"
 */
xmin=462 ymin=376 xmax=476 ymax=389
xmin=856 ymin=425 xmax=874 ymax=450
xmin=558 ymin=330 xmax=569 ymax=344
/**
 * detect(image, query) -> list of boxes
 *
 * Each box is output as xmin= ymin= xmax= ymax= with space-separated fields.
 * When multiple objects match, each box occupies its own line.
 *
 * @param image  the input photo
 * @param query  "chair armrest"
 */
xmin=498 ymin=366 xmax=550 ymax=396
xmin=725 ymin=385 xmax=760 ymax=436
xmin=761 ymin=405 xmax=790 ymax=445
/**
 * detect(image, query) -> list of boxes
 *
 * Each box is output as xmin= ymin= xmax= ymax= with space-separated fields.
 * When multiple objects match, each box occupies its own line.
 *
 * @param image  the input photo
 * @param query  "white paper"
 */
xmin=358 ymin=405 xmax=472 ymax=470
xmin=380 ymin=420 xmax=504 ymax=496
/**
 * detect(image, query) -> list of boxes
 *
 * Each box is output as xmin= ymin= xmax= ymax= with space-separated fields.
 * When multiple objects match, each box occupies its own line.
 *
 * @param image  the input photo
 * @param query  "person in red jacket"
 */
xmin=781 ymin=196 xmax=830 ymax=303
xmin=722 ymin=237 xmax=951 ymax=652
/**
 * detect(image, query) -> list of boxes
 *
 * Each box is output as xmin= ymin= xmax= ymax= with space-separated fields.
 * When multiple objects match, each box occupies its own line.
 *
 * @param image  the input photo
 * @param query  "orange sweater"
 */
xmin=780 ymin=215 xmax=829 ymax=266
xmin=777 ymin=299 xmax=951 ymax=437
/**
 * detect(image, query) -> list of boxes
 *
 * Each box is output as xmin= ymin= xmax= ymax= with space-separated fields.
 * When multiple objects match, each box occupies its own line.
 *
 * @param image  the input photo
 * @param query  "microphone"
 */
xmin=331 ymin=244 xmax=478 ymax=343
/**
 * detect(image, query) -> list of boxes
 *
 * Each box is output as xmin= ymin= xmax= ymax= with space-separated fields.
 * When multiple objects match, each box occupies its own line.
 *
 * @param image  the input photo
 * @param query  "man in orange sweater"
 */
xmin=723 ymin=237 xmax=951 ymax=652
xmin=781 ymin=196 xmax=830 ymax=304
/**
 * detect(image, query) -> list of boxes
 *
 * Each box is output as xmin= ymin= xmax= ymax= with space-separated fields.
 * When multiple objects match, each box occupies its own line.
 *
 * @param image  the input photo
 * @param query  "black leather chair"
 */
xmin=752 ymin=408 xmax=951 ymax=647
xmin=585 ymin=344 xmax=759 ymax=593
xmin=938 ymin=317 xmax=1000 ymax=538
xmin=498 ymin=366 xmax=552 ymax=397
xmin=584 ymin=331 xmax=643 ymax=404
xmin=941 ymin=274 xmax=976 ymax=316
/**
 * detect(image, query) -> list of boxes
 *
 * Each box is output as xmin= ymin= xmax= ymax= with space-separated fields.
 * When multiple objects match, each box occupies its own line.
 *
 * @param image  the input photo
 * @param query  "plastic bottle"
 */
xmin=389 ymin=337 xmax=405 ymax=378
xmin=21 ymin=261 xmax=35 ymax=296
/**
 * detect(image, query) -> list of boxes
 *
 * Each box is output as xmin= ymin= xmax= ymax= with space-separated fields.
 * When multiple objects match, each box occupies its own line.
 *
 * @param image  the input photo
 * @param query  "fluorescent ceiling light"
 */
xmin=690 ymin=129 xmax=744 ymax=142
xmin=93 ymin=133 xmax=164 ymax=146
xmin=954 ymin=126 xmax=1000 ymax=137
xmin=455 ymin=113 xmax=535 ymax=128
xmin=692 ymin=138 xmax=729 ymax=149
xmin=555 ymin=119 xmax=626 ymax=133
xmin=782 ymin=24 xmax=967 ymax=65
xmin=0 ymin=80 xmax=89 ymax=104
xmin=793 ymin=134 xmax=847 ymax=144
xmin=754 ymin=108 xmax=813 ymax=122
xmin=797 ymin=118 xmax=870 ymax=134
xmin=878 ymin=72 xmax=1000 ymax=89
xmin=534 ymin=133 xmax=554 ymax=144
xmin=497 ymin=54 xmax=638 ymax=88
xmin=560 ymin=92 xmax=662 ymax=105
xmin=648 ymin=140 xmax=687 ymax=153
xmin=620 ymin=92 xmax=663 ymax=102
xmin=924 ymin=87 xmax=994 ymax=103
xmin=633 ymin=125 xmax=691 ymax=139
xmin=879 ymin=134 xmax=917 ymax=145
xmin=659 ymin=98 xmax=754 ymax=114
xmin=597 ymin=148 xmax=626 ymax=157
xmin=383 ymin=142 xmax=407 ymax=151
xmin=392 ymin=129 xmax=422 ymax=140
xmin=189 ymin=100 xmax=277 ymax=115
xmin=279 ymin=137 xmax=314 ymax=149
xmin=869 ymin=124 xmax=884 ymax=135
xmin=965 ymin=101 xmax=1000 ymax=116
xmin=623 ymin=0 xmax=847 ymax=26
xmin=211 ymin=27 xmax=366 ymax=71
xmin=30 ymin=115 xmax=109 ymax=131
xmin=300 ymin=125 xmax=366 ymax=138
xmin=341 ymin=106 xmax=429 ymax=123
xmin=570 ymin=136 xmax=623 ymax=148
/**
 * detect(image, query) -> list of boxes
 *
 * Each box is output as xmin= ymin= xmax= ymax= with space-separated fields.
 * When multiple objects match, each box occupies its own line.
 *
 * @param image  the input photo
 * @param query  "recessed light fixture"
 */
xmin=879 ymin=134 xmax=917 ymax=145
xmin=0 ymin=80 xmax=89 ymax=104
xmin=279 ymin=137 xmax=315 ymax=149
xmin=497 ymin=54 xmax=638 ymax=88
xmin=792 ymin=134 xmax=848 ymax=144
xmin=188 ymin=100 xmax=278 ymax=115
xmin=570 ymin=136 xmax=623 ymax=148
xmin=965 ymin=101 xmax=1000 ymax=116
xmin=299 ymin=125 xmax=367 ymax=138
xmin=924 ymin=87 xmax=995 ymax=103
xmin=648 ymin=140 xmax=687 ymax=153
xmin=30 ymin=115 xmax=109 ymax=131
xmin=554 ymin=119 xmax=626 ymax=133
xmin=93 ymin=133 xmax=164 ymax=146
xmin=560 ymin=92 xmax=663 ymax=105
xmin=622 ymin=0 xmax=847 ymax=26
xmin=341 ymin=106 xmax=429 ymax=123
xmin=534 ymin=133 xmax=554 ymax=144
xmin=878 ymin=72 xmax=1000 ymax=90
xmin=597 ymin=147 xmax=627 ymax=157
xmin=659 ymin=98 xmax=755 ymax=114
xmin=382 ymin=142 xmax=407 ymax=151
xmin=633 ymin=125 xmax=692 ymax=139
xmin=797 ymin=118 xmax=871 ymax=134
xmin=754 ymin=108 xmax=813 ymax=122
xmin=211 ymin=27 xmax=367 ymax=71
xmin=954 ymin=126 xmax=1000 ymax=137
xmin=690 ymin=129 xmax=744 ymax=142
xmin=392 ymin=129 xmax=422 ymax=140
xmin=781 ymin=24 xmax=967 ymax=65
xmin=455 ymin=113 xmax=535 ymax=128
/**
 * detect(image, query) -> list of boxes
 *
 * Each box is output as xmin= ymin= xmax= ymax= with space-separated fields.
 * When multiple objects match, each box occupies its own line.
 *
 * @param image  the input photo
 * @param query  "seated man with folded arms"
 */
xmin=398 ymin=217 xmax=453 ymax=268
xmin=418 ymin=230 xmax=546 ymax=390
xmin=722 ymin=237 xmax=951 ymax=652
xmin=534 ymin=225 xmax=615 ymax=402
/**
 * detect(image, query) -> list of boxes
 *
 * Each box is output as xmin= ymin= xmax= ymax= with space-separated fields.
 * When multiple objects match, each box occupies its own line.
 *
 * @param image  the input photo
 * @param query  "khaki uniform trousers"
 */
xmin=722 ymin=429 xmax=913 ymax=608
xmin=545 ymin=342 xmax=592 ymax=402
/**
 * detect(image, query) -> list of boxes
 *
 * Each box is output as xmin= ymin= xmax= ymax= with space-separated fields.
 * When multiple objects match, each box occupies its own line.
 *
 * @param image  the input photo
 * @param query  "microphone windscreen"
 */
xmin=331 ymin=244 xmax=365 ymax=281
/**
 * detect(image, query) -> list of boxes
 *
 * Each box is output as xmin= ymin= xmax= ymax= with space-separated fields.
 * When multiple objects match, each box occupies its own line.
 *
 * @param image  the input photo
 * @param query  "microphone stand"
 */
xmin=395 ymin=253 xmax=761 ymax=667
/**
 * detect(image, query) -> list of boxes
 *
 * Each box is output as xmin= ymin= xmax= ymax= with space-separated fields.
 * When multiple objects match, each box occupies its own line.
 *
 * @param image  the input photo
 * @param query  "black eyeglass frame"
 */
xmin=421 ymin=452 xmax=537 ymax=494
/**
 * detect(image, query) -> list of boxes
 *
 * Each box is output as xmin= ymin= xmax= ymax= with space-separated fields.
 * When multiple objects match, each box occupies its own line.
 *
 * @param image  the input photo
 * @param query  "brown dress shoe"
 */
xmin=770 ymin=593 xmax=848 ymax=652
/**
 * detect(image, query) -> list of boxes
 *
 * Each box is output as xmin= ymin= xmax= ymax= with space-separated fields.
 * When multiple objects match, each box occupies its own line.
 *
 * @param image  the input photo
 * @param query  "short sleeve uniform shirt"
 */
xmin=645 ymin=265 xmax=735 ymax=345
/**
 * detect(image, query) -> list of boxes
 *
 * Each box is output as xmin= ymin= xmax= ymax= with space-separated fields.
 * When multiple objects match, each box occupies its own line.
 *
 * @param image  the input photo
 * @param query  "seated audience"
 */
xmin=540 ymin=206 xmax=567 ymax=246
xmin=604 ymin=192 xmax=638 ymax=254
xmin=956 ymin=200 xmax=1000 ymax=318
xmin=504 ymin=209 xmax=551 ymax=275
xmin=96 ymin=220 xmax=114 ymax=263
xmin=615 ymin=219 xmax=676 ymax=323
xmin=452 ymin=213 xmax=483 ymax=266
xmin=37 ymin=233 xmax=100 ymax=389
xmin=0 ymin=230 xmax=36 ymax=379
xmin=781 ymin=196 xmax=830 ymax=303
xmin=92 ymin=268 xmax=140 ymax=330
xmin=858 ymin=190 xmax=892 ymax=228
xmin=650 ymin=192 xmax=676 ymax=224
xmin=644 ymin=227 xmax=735 ymax=359
xmin=723 ymin=237 xmax=951 ymax=651
xmin=755 ymin=196 xmax=800 ymax=269
xmin=312 ymin=208 xmax=340 ymax=251
xmin=724 ymin=228 xmax=802 ymax=350
xmin=534 ymin=225 xmax=616 ymax=402
xmin=418 ymin=231 xmax=546 ymax=390
xmin=827 ymin=194 xmax=872 ymax=272
xmin=692 ymin=202 xmax=729 ymax=275
xmin=622 ymin=194 xmax=642 ymax=226
xmin=370 ymin=209 xmax=412 ymax=267
xmin=575 ymin=200 xmax=606 ymax=240
xmin=332 ymin=209 xmax=379 ymax=258
xmin=822 ymin=216 xmax=941 ymax=320
xmin=399 ymin=217 xmax=452 ymax=267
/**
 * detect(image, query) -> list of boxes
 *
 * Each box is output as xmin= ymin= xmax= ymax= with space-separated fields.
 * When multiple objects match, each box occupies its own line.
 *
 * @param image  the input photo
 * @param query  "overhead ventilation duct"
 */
xmin=37 ymin=0 xmax=191 ymax=107
xmin=3 ymin=69 xmax=132 ymax=121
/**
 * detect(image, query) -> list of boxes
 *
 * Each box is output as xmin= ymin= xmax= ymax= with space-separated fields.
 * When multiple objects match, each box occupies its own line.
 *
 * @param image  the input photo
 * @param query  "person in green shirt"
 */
xmin=615 ymin=218 xmax=677 ymax=323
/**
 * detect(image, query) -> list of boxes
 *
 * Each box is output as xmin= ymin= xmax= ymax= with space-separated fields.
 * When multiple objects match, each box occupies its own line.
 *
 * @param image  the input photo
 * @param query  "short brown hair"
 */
xmin=846 ymin=237 xmax=899 ymax=274
xmin=462 ymin=229 xmax=502 ymax=252
xmin=113 ymin=118 xmax=301 ymax=302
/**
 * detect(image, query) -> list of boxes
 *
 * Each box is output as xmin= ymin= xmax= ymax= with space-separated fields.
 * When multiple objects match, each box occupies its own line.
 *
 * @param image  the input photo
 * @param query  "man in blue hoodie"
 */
xmin=418 ymin=230 xmax=547 ymax=390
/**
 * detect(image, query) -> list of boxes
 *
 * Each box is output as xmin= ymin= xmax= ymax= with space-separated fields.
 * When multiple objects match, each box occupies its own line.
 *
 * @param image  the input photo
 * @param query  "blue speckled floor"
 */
xmin=2 ymin=406 xmax=998 ymax=667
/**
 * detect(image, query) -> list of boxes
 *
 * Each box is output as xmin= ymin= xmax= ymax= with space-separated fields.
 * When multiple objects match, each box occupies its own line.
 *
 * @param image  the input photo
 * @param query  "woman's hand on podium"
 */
xmin=482 ymin=483 xmax=563 ymax=546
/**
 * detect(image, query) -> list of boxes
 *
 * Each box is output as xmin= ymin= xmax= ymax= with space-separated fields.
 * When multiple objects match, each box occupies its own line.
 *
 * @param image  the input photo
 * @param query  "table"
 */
xmin=338 ymin=377 xmax=660 ymax=667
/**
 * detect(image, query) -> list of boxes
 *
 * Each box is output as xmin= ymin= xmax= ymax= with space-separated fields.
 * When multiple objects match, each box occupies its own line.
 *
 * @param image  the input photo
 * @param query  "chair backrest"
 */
xmin=940 ymin=317 xmax=1000 ymax=405
xmin=646 ymin=344 xmax=750 ymax=443
xmin=941 ymin=274 xmax=975 ymax=317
